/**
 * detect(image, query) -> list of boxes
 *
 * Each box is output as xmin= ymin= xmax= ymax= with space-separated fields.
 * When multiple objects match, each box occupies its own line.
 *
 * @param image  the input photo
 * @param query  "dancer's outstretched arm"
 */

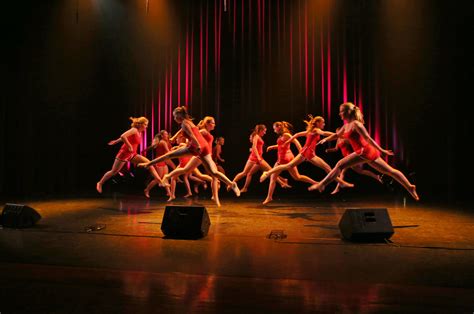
xmin=266 ymin=145 xmax=278 ymax=152
xmin=318 ymin=127 xmax=344 ymax=145
xmin=283 ymin=131 xmax=307 ymax=146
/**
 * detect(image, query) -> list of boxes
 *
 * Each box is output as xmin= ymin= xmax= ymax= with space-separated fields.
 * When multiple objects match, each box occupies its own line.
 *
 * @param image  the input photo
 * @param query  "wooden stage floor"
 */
xmin=1 ymin=194 xmax=473 ymax=313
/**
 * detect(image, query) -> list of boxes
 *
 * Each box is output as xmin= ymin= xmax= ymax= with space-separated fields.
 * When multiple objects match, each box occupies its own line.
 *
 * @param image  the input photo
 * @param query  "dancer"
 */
xmin=233 ymin=124 xmax=289 ymax=193
xmin=96 ymin=117 xmax=161 ymax=195
xmin=138 ymin=107 xmax=240 ymax=202
xmin=325 ymin=127 xmax=383 ymax=195
xmin=142 ymin=130 xmax=173 ymax=198
xmin=308 ymin=102 xmax=419 ymax=201
xmin=262 ymin=121 xmax=319 ymax=205
xmin=259 ymin=116 xmax=353 ymax=190
xmin=213 ymin=136 xmax=226 ymax=174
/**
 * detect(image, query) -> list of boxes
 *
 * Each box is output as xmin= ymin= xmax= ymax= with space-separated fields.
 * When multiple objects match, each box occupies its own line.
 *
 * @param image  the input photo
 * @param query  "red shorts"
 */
xmin=278 ymin=152 xmax=294 ymax=165
xmin=357 ymin=145 xmax=380 ymax=161
xmin=179 ymin=156 xmax=192 ymax=167
xmin=188 ymin=143 xmax=211 ymax=158
xmin=116 ymin=149 xmax=137 ymax=162
xmin=300 ymin=147 xmax=316 ymax=160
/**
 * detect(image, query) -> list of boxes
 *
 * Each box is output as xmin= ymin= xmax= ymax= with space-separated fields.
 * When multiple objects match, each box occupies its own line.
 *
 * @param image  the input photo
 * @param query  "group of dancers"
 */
xmin=96 ymin=102 xmax=419 ymax=206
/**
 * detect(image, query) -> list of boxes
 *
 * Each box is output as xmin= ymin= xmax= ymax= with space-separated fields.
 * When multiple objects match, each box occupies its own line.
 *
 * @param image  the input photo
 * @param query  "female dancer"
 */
xmin=213 ymin=136 xmax=226 ymax=174
xmin=262 ymin=121 xmax=319 ymax=205
xmin=325 ymin=127 xmax=383 ymax=195
xmin=259 ymin=116 xmax=353 ymax=190
xmin=308 ymin=102 xmax=419 ymax=201
xmin=142 ymin=130 xmax=173 ymax=198
xmin=233 ymin=125 xmax=289 ymax=193
xmin=138 ymin=107 xmax=240 ymax=202
xmin=96 ymin=117 xmax=161 ymax=195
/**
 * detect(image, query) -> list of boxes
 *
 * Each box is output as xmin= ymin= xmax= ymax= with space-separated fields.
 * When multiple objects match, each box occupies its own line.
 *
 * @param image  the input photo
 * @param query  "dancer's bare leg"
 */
xmin=288 ymin=166 xmax=318 ymax=185
xmin=309 ymin=153 xmax=365 ymax=192
xmin=368 ymin=158 xmax=419 ymax=201
xmin=201 ymin=155 xmax=240 ymax=197
xmin=212 ymin=178 xmax=220 ymax=207
xmin=183 ymin=174 xmax=192 ymax=197
xmin=233 ymin=160 xmax=255 ymax=184
xmin=308 ymin=156 xmax=354 ymax=189
xmin=97 ymin=159 xmax=126 ymax=193
xmin=352 ymin=164 xmax=383 ymax=183
xmin=259 ymin=159 xmax=290 ymax=188
xmin=260 ymin=155 xmax=305 ymax=182
xmin=144 ymin=165 xmax=170 ymax=198
xmin=161 ymin=157 xmax=202 ymax=187
xmin=168 ymin=177 xmax=176 ymax=201
xmin=241 ymin=164 xmax=260 ymax=193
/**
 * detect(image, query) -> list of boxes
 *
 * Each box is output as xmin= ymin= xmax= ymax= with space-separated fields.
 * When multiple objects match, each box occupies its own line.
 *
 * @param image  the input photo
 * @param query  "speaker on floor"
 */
xmin=338 ymin=208 xmax=394 ymax=242
xmin=161 ymin=205 xmax=210 ymax=239
xmin=1 ymin=203 xmax=42 ymax=228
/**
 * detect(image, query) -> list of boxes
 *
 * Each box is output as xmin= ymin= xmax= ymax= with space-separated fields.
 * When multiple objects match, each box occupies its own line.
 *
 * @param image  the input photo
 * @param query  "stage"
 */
xmin=1 ymin=195 xmax=473 ymax=313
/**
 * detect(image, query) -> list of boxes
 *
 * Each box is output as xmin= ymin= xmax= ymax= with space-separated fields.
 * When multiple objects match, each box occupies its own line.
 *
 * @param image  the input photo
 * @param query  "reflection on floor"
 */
xmin=1 ymin=194 xmax=474 ymax=313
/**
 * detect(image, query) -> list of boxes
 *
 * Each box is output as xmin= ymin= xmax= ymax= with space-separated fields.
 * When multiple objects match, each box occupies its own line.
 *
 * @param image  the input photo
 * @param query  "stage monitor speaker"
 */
xmin=161 ymin=205 xmax=210 ymax=239
xmin=1 ymin=203 xmax=42 ymax=228
xmin=338 ymin=208 xmax=394 ymax=242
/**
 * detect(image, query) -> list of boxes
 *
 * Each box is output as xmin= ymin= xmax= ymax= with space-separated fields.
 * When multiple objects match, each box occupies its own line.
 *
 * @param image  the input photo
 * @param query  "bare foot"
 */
xmin=340 ymin=181 xmax=354 ymax=189
xmin=262 ymin=198 xmax=272 ymax=205
xmin=308 ymin=183 xmax=324 ymax=192
xmin=184 ymin=193 xmax=192 ymax=198
xmin=409 ymin=185 xmax=420 ymax=201
xmin=260 ymin=171 xmax=269 ymax=182
xmin=281 ymin=183 xmax=292 ymax=189
xmin=330 ymin=185 xmax=340 ymax=195
xmin=240 ymin=188 xmax=247 ymax=193
xmin=214 ymin=199 xmax=221 ymax=207
xmin=167 ymin=195 xmax=176 ymax=202
xmin=96 ymin=182 xmax=102 ymax=194
xmin=144 ymin=189 xmax=150 ymax=198
xmin=160 ymin=175 xmax=170 ymax=187
xmin=194 ymin=185 xmax=199 ymax=194
xmin=231 ymin=182 xmax=241 ymax=197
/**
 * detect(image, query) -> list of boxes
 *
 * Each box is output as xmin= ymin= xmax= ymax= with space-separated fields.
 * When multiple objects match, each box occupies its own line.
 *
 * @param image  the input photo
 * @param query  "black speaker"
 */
xmin=2 ymin=203 xmax=42 ymax=228
xmin=338 ymin=208 xmax=394 ymax=242
xmin=161 ymin=205 xmax=210 ymax=239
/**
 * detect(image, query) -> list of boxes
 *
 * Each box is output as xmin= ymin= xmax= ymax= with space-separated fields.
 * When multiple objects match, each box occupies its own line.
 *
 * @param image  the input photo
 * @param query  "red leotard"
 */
xmin=343 ymin=127 xmax=380 ymax=161
xmin=201 ymin=131 xmax=214 ymax=157
xmin=248 ymin=136 xmax=264 ymax=163
xmin=183 ymin=124 xmax=211 ymax=157
xmin=116 ymin=131 xmax=141 ymax=162
xmin=300 ymin=131 xmax=320 ymax=160
xmin=277 ymin=136 xmax=294 ymax=165
xmin=154 ymin=140 xmax=169 ymax=167
xmin=336 ymin=138 xmax=353 ymax=157
xmin=179 ymin=155 xmax=192 ymax=167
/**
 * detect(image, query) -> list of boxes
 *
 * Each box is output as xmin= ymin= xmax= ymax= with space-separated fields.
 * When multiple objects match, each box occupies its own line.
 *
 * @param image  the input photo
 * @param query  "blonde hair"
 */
xmin=340 ymin=102 xmax=364 ymax=124
xmin=173 ymin=106 xmax=193 ymax=120
xmin=250 ymin=124 xmax=266 ymax=142
xmin=273 ymin=121 xmax=293 ymax=135
xmin=130 ymin=116 xmax=148 ymax=128
xmin=197 ymin=116 xmax=215 ymax=129
xmin=303 ymin=115 xmax=324 ymax=132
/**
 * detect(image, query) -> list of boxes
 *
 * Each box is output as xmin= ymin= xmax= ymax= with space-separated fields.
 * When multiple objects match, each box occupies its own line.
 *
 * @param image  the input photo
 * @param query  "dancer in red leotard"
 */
xmin=213 ymin=137 xmax=226 ymax=174
xmin=325 ymin=127 xmax=383 ymax=194
xmin=138 ymin=107 xmax=240 ymax=201
xmin=96 ymin=117 xmax=161 ymax=195
xmin=233 ymin=125 xmax=289 ymax=193
xmin=308 ymin=102 xmax=419 ymax=201
xmin=262 ymin=121 xmax=319 ymax=204
xmin=260 ymin=116 xmax=353 ymax=190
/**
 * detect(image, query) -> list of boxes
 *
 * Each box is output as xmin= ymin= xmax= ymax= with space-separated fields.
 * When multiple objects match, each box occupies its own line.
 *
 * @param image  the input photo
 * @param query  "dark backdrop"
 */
xmin=2 ymin=0 xmax=473 ymax=203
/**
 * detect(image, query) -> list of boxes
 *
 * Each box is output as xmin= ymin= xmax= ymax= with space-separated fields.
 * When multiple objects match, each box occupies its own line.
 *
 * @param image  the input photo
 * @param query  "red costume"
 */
xmin=300 ymin=131 xmax=320 ymax=160
xmin=337 ymin=139 xmax=353 ymax=157
xmin=343 ymin=128 xmax=380 ymax=161
xmin=116 ymin=131 xmax=141 ymax=162
xmin=277 ymin=136 xmax=294 ymax=164
xmin=248 ymin=136 xmax=264 ymax=163
xmin=154 ymin=140 xmax=169 ymax=167
xmin=183 ymin=125 xmax=211 ymax=157
xmin=179 ymin=155 xmax=192 ymax=168
xmin=201 ymin=132 xmax=214 ymax=157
